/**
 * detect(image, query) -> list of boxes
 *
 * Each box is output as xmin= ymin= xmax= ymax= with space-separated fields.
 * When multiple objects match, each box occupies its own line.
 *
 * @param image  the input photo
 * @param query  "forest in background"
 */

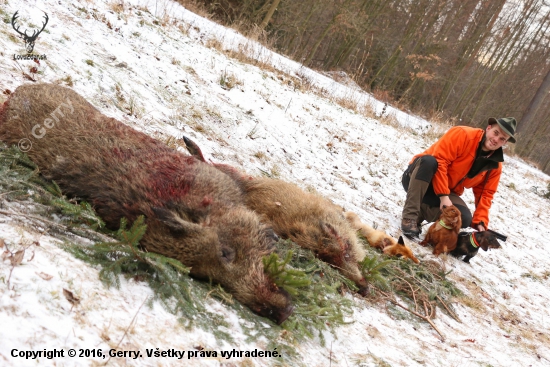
xmin=182 ymin=0 xmax=550 ymax=174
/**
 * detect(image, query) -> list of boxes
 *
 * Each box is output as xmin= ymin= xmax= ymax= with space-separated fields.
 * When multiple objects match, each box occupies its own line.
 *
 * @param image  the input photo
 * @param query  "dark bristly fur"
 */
xmin=182 ymin=136 xmax=369 ymax=294
xmin=420 ymin=205 xmax=461 ymax=256
xmin=0 ymin=84 xmax=292 ymax=324
xmin=451 ymin=231 xmax=501 ymax=263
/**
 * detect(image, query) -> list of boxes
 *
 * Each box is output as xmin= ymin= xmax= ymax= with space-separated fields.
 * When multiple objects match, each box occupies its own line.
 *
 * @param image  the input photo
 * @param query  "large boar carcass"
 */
xmin=182 ymin=136 xmax=369 ymax=294
xmin=0 ymin=84 xmax=293 ymax=324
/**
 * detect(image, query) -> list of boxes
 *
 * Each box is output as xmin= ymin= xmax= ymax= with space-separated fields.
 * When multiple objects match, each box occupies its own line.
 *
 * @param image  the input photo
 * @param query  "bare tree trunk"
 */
xmin=516 ymin=66 xmax=550 ymax=154
xmin=259 ymin=0 xmax=282 ymax=29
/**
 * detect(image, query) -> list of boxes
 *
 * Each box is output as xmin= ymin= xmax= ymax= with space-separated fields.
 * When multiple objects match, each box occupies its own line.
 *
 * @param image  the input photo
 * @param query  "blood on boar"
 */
xmin=182 ymin=136 xmax=369 ymax=294
xmin=0 ymin=84 xmax=293 ymax=324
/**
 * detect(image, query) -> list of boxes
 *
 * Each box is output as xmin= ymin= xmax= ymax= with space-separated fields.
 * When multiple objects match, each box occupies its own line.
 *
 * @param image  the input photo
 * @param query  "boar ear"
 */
xmin=398 ymin=236 xmax=405 ymax=246
xmin=182 ymin=135 xmax=206 ymax=162
xmin=321 ymin=222 xmax=338 ymax=238
xmin=152 ymin=206 xmax=202 ymax=235
xmin=220 ymin=245 xmax=236 ymax=264
xmin=266 ymin=228 xmax=279 ymax=244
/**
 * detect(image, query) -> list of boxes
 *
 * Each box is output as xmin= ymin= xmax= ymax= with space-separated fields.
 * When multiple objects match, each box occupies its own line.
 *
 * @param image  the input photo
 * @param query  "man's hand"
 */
xmin=439 ymin=195 xmax=452 ymax=209
xmin=476 ymin=223 xmax=486 ymax=232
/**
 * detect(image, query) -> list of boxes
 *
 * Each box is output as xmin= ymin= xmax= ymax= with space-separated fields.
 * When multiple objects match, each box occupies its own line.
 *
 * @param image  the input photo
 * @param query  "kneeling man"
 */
xmin=401 ymin=117 xmax=517 ymax=237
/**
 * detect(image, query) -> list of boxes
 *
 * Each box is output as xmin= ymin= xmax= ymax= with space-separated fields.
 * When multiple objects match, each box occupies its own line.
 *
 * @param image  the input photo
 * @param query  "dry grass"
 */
xmin=378 ymin=111 xmax=402 ymax=130
xmin=219 ymin=69 xmax=243 ymax=90
xmin=222 ymin=44 xmax=278 ymax=75
xmin=270 ymin=164 xmax=281 ymax=178
xmin=456 ymin=294 xmax=485 ymax=312
xmin=253 ymin=151 xmax=267 ymax=162
xmin=358 ymin=101 xmax=379 ymax=120
xmin=333 ymin=94 xmax=361 ymax=112
xmin=205 ymin=37 xmax=223 ymax=51
xmin=188 ymin=119 xmax=207 ymax=133
xmin=163 ymin=136 xmax=188 ymax=150
xmin=59 ymin=75 xmax=74 ymax=87
xmin=108 ymin=1 xmax=125 ymax=13
xmin=452 ymin=275 xmax=488 ymax=313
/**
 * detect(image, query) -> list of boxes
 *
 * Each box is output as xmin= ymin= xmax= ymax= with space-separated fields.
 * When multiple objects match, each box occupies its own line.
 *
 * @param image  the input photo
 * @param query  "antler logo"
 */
xmin=11 ymin=10 xmax=49 ymax=54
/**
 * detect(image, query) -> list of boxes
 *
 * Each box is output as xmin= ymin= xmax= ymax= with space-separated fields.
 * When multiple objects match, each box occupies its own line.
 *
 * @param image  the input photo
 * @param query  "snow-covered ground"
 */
xmin=1 ymin=0 xmax=550 ymax=366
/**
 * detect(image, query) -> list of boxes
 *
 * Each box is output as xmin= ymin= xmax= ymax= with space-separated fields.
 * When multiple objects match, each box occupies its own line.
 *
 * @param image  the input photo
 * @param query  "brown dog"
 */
xmin=420 ymin=205 xmax=461 ymax=256
xmin=345 ymin=212 xmax=420 ymax=264
xmin=451 ymin=231 xmax=501 ymax=263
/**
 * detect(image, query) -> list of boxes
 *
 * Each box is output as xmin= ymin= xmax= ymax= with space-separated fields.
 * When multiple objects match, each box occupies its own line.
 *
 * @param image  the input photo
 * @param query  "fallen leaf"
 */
xmin=0 ymin=238 xmax=4 ymax=249
xmin=63 ymin=288 xmax=81 ymax=307
xmin=37 ymin=272 xmax=53 ymax=281
xmin=10 ymin=249 xmax=25 ymax=266
xmin=464 ymin=339 xmax=476 ymax=343
xmin=100 ymin=331 xmax=111 ymax=342
xmin=33 ymin=241 xmax=41 ymax=247
xmin=22 ymin=73 xmax=36 ymax=82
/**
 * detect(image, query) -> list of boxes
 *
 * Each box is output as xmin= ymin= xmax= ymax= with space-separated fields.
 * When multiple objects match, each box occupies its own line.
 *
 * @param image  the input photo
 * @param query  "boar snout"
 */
xmin=0 ymin=83 xmax=295 ymax=322
xmin=254 ymin=290 xmax=294 ymax=325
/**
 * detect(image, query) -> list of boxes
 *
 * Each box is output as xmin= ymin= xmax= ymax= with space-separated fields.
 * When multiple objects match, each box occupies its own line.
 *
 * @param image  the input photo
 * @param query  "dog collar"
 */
xmin=439 ymin=219 xmax=453 ymax=230
xmin=469 ymin=233 xmax=480 ymax=248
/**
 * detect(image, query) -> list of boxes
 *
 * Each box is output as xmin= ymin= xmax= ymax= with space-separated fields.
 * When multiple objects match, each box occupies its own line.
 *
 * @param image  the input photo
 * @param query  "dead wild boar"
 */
xmin=0 ymin=83 xmax=292 ymax=324
xmin=182 ymin=136 xmax=369 ymax=294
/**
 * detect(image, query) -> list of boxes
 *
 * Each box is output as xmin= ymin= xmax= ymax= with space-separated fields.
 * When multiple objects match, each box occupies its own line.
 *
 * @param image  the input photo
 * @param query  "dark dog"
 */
xmin=451 ymin=231 xmax=501 ymax=263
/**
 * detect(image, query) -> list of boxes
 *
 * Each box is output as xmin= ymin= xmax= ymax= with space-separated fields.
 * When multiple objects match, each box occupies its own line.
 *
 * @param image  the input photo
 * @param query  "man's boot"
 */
xmin=401 ymin=155 xmax=437 ymax=238
xmin=401 ymin=218 xmax=420 ymax=238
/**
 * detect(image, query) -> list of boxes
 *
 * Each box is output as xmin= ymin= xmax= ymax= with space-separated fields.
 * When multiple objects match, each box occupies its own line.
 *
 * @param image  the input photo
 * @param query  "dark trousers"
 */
xmin=401 ymin=155 xmax=472 ymax=227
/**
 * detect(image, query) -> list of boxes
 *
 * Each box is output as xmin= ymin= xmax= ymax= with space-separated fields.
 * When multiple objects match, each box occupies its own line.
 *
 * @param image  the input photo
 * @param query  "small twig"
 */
xmin=422 ymin=301 xmax=431 ymax=317
xmin=7 ymin=266 xmax=15 ymax=290
xmin=105 ymin=296 xmax=149 ymax=365
xmin=285 ymin=97 xmax=292 ymax=112
xmin=329 ymin=341 xmax=333 ymax=367
xmin=388 ymin=299 xmax=445 ymax=341
xmin=395 ymin=275 xmax=419 ymax=313
xmin=436 ymin=295 xmax=461 ymax=323
xmin=4 ymin=241 xmax=29 ymax=291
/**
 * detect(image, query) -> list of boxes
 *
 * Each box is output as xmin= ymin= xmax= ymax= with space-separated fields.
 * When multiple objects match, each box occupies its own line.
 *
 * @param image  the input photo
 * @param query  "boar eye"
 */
xmin=266 ymin=228 xmax=279 ymax=243
xmin=396 ymin=254 xmax=403 ymax=258
xmin=220 ymin=246 xmax=235 ymax=264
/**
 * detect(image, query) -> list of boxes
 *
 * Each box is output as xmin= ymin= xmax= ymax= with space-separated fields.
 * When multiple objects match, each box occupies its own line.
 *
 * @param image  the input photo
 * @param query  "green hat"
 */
xmin=488 ymin=117 xmax=517 ymax=143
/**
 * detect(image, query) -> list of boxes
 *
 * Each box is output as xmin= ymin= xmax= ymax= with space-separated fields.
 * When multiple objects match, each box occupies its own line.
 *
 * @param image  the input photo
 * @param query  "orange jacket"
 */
xmin=411 ymin=126 xmax=502 ymax=228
